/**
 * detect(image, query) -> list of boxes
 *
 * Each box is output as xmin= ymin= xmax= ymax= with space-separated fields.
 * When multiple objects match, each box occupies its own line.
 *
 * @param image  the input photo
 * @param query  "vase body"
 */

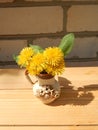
xmin=33 ymin=74 xmax=61 ymax=104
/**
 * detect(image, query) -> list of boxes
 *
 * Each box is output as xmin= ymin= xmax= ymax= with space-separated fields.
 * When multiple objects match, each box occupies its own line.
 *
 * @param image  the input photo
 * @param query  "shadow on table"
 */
xmin=50 ymin=77 xmax=98 ymax=106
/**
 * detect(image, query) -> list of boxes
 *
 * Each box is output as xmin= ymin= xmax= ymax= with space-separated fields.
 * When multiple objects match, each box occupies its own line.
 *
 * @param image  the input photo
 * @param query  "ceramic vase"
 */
xmin=33 ymin=74 xmax=61 ymax=104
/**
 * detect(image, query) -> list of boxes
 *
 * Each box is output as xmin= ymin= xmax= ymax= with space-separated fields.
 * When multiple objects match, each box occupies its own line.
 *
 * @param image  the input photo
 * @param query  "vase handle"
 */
xmin=25 ymin=70 xmax=38 ymax=85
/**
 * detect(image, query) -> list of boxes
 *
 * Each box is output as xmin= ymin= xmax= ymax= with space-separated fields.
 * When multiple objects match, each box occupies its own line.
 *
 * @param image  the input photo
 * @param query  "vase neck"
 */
xmin=37 ymin=77 xmax=55 ymax=86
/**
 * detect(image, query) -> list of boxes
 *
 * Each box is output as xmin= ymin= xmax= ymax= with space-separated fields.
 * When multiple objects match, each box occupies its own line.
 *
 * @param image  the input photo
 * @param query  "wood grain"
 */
xmin=0 ymin=126 xmax=98 ymax=130
xmin=0 ymin=67 xmax=98 ymax=129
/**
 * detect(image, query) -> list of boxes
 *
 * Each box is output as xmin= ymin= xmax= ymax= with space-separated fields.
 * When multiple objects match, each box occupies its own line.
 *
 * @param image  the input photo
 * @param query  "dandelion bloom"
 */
xmin=27 ymin=53 xmax=45 ymax=75
xmin=46 ymin=59 xmax=65 ymax=76
xmin=43 ymin=47 xmax=64 ymax=66
xmin=17 ymin=47 xmax=34 ymax=67
xmin=43 ymin=47 xmax=65 ymax=75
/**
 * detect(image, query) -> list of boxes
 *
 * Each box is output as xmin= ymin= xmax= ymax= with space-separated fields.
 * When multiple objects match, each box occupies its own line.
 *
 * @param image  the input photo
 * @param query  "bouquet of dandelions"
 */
xmin=14 ymin=33 xmax=74 ymax=104
xmin=14 ymin=33 xmax=74 ymax=77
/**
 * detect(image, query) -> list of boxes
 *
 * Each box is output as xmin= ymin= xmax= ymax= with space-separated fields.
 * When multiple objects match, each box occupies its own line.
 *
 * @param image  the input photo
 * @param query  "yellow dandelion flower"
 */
xmin=46 ymin=59 xmax=65 ymax=76
xmin=43 ymin=47 xmax=64 ymax=66
xmin=17 ymin=47 xmax=34 ymax=67
xmin=27 ymin=53 xmax=45 ymax=75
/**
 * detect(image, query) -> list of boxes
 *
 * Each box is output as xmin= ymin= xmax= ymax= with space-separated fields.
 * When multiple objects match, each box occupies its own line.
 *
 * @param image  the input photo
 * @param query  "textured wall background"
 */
xmin=0 ymin=0 xmax=98 ymax=66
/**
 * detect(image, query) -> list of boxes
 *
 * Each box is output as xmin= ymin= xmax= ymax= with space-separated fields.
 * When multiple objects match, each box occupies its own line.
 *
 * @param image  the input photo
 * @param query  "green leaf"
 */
xmin=29 ymin=44 xmax=44 ymax=53
xmin=59 ymin=33 xmax=75 ymax=56
xmin=13 ymin=54 xmax=18 ymax=63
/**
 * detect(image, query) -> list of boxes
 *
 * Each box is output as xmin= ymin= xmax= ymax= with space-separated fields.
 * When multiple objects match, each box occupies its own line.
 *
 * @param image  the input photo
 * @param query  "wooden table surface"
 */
xmin=0 ymin=67 xmax=98 ymax=130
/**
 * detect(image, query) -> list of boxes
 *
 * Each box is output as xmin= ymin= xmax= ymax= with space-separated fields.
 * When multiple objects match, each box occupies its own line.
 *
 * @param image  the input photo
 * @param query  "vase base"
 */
xmin=33 ymin=82 xmax=61 ymax=104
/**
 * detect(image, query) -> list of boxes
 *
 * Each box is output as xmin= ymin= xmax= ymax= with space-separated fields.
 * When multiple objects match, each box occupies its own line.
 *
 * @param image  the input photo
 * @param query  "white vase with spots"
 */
xmin=33 ymin=74 xmax=61 ymax=104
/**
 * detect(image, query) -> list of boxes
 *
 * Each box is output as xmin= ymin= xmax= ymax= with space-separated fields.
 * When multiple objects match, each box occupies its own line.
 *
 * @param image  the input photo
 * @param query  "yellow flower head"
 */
xmin=46 ymin=59 xmax=65 ymax=76
xmin=43 ymin=47 xmax=65 ymax=75
xmin=17 ymin=47 xmax=34 ymax=67
xmin=43 ymin=47 xmax=64 ymax=66
xmin=27 ymin=53 xmax=45 ymax=75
